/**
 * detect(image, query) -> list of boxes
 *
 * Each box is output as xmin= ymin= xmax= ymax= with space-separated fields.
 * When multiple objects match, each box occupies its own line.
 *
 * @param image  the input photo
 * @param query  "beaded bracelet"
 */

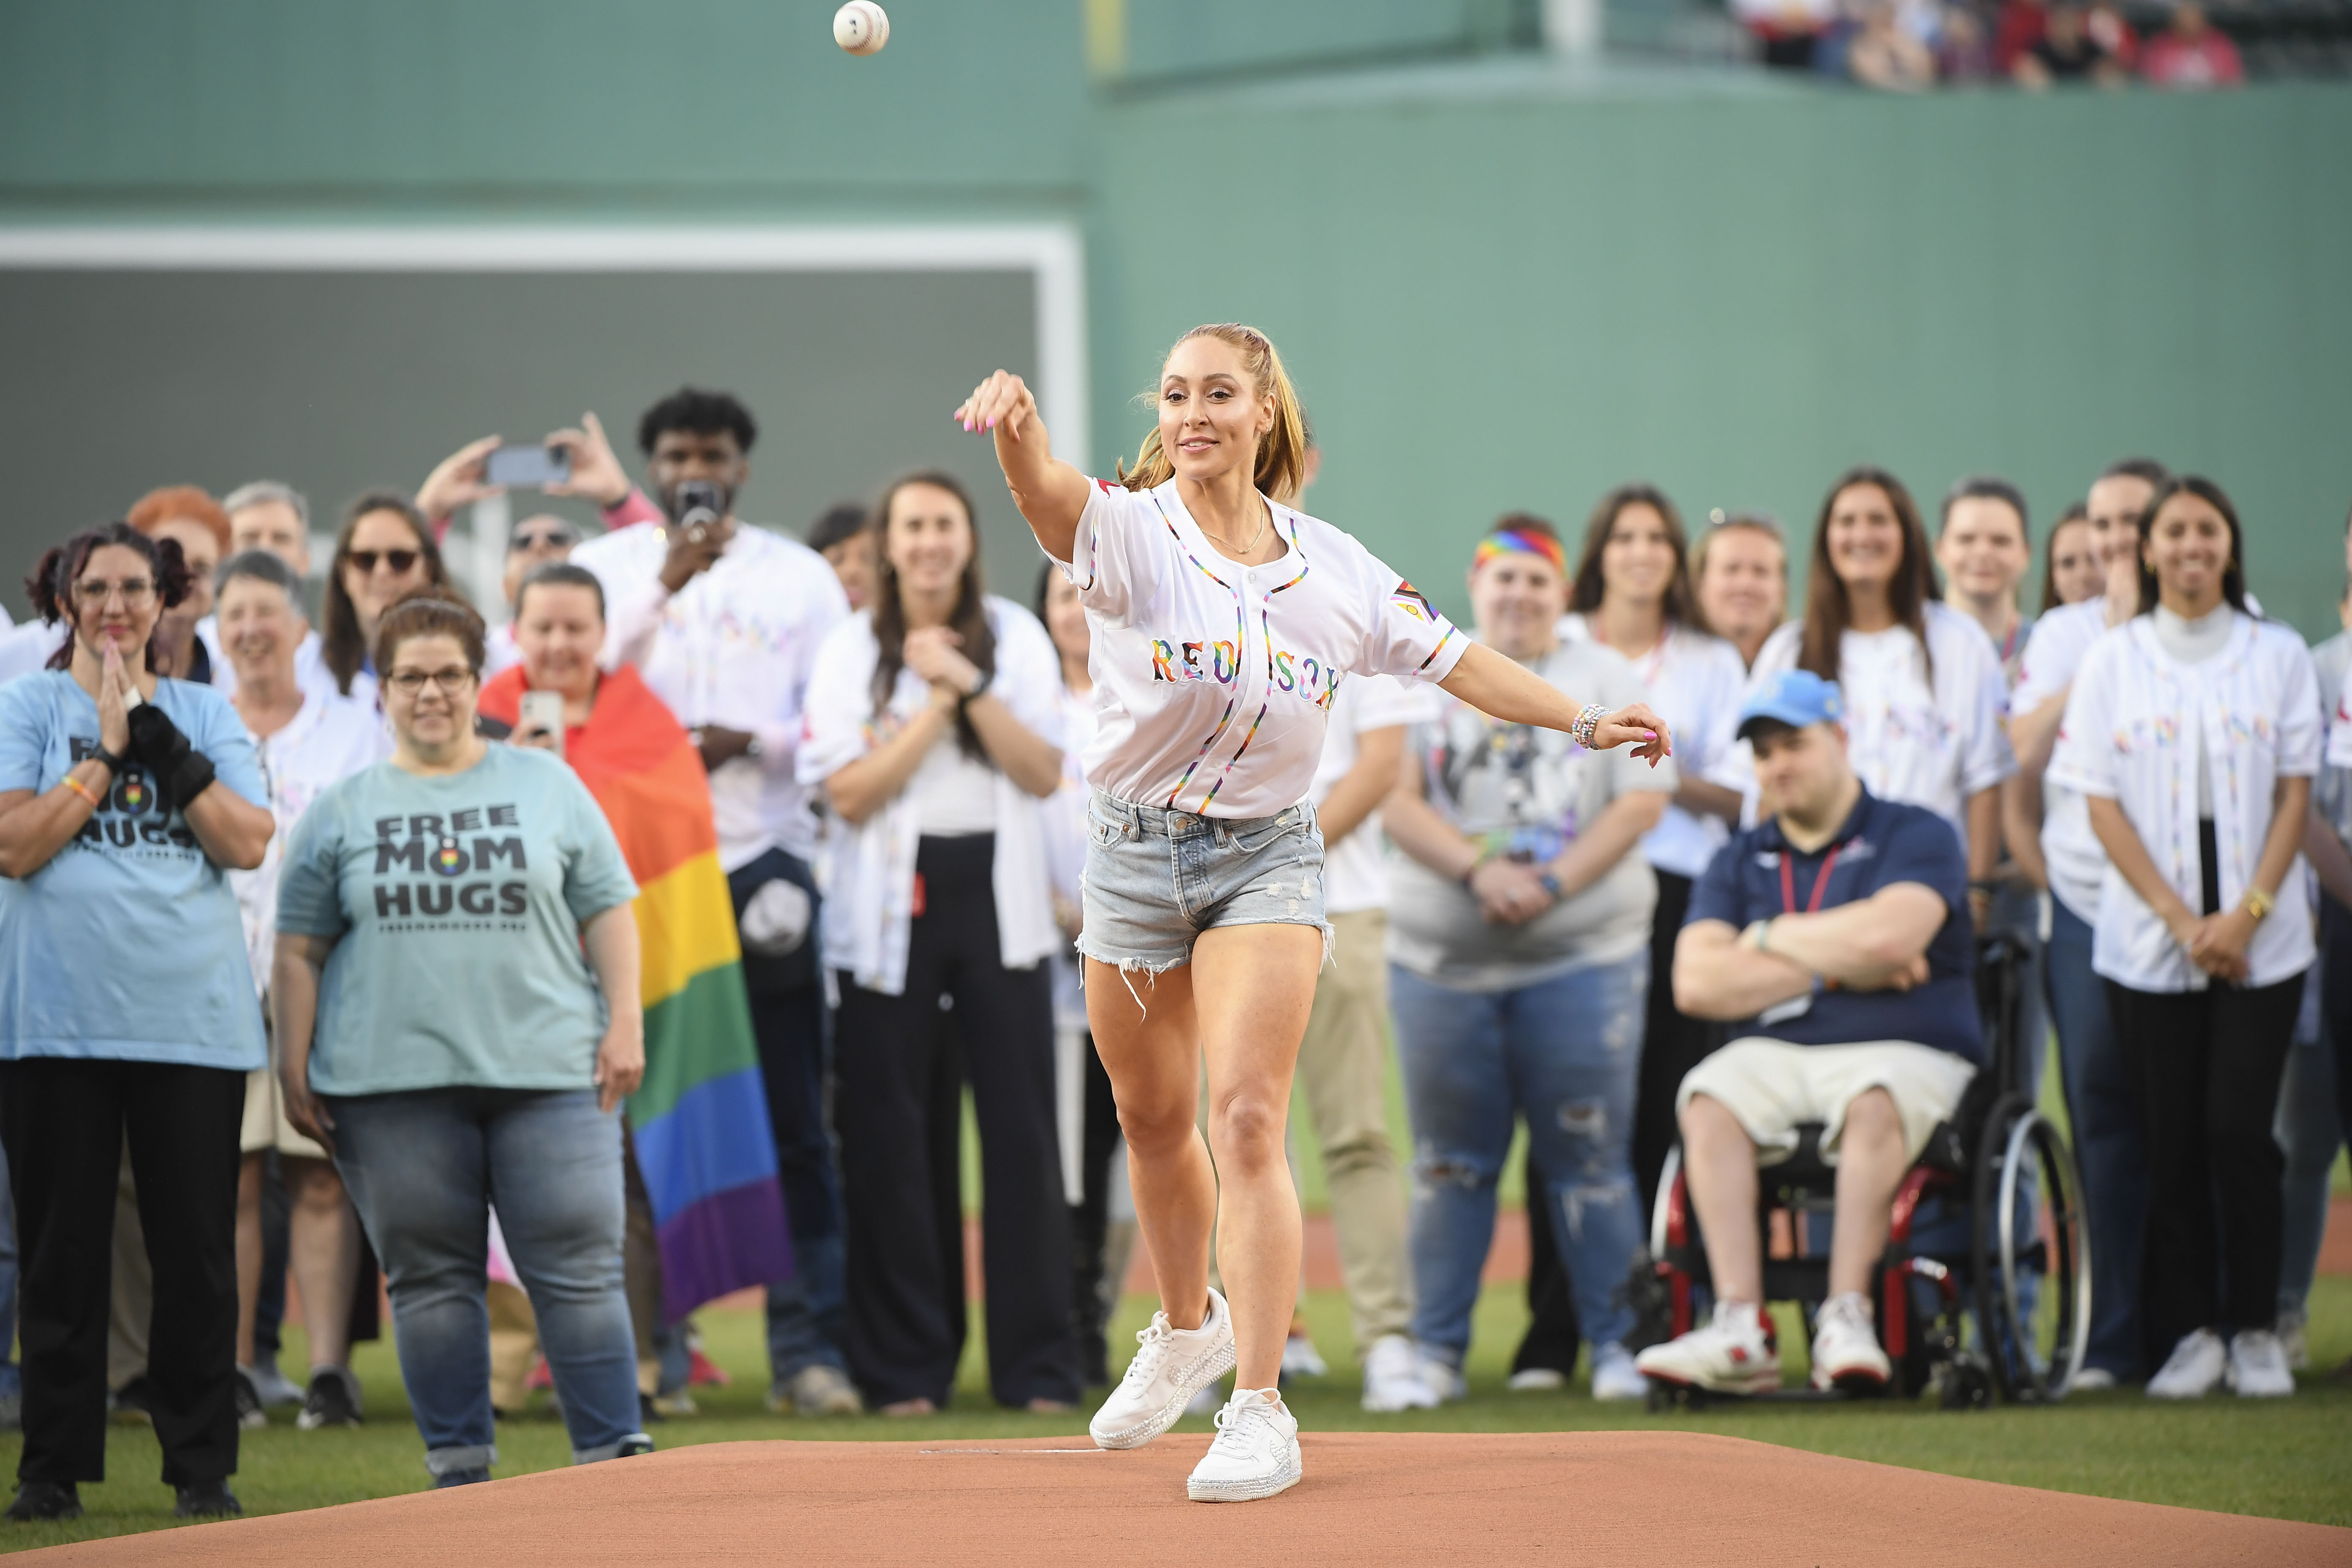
xmin=1569 ymin=702 xmax=1607 ymax=749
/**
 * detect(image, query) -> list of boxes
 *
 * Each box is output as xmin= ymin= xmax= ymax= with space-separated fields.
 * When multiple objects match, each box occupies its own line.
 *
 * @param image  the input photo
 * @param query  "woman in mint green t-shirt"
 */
xmin=0 ymin=522 xmax=275 ymax=1523
xmin=272 ymin=593 xmax=647 ymax=1487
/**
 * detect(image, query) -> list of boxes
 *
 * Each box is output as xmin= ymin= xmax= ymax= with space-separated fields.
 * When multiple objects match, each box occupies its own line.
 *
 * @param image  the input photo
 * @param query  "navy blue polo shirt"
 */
xmin=1685 ymin=787 xmax=1982 ymax=1064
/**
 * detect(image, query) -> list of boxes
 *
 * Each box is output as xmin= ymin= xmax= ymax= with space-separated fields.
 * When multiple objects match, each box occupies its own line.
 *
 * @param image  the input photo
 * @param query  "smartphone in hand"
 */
xmin=485 ymin=444 xmax=573 ymax=490
xmin=517 ymin=690 xmax=566 ymax=760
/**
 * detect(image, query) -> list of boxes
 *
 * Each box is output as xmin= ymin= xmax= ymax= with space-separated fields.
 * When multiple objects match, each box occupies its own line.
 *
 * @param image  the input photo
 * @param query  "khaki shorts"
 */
xmin=1676 ymin=1037 xmax=1976 ymax=1167
xmin=240 ymin=1067 xmax=328 ymax=1160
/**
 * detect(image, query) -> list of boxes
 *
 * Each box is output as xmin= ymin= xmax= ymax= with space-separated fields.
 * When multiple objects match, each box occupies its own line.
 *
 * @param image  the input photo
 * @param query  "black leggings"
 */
xmin=0 ymin=1057 xmax=245 ymax=1487
xmin=2105 ymin=975 xmax=2300 ymax=1352
xmin=834 ymin=834 xmax=1079 ymax=1408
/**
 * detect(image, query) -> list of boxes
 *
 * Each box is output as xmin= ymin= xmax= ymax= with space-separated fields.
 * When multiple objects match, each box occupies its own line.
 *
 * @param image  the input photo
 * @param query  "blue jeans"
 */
xmin=329 ymin=1088 xmax=642 ymax=1475
xmin=2045 ymin=898 xmax=2146 ymax=1378
xmin=2277 ymin=961 xmax=2342 ymax=1319
xmin=1394 ymin=955 xmax=1648 ymax=1363
xmin=730 ymin=849 xmax=850 ymax=1385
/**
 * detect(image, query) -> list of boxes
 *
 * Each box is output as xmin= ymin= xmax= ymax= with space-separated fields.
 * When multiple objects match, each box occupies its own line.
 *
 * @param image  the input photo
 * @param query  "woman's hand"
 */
xmin=512 ymin=718 xmax=562 ymax=754
xmin=1591 ymin=703 xmax=1672 ymax=767
xmin=2186 ymin=906 xmax=2257 ymax=985
xmin=594 ymin=1020 xmax=645 ymax=1114
xmin=544 ymin=412 xmax=633 ymax=510
xmin=2159 ymin=901 xmax=2205 ymax=957
xmin=955 ymin=370 xmax=1039 ymax=441
xmin=1470 ymin=858 xmax=1554 ymax=926
xmin=415 ymin=435 xmax=504 ymax=523
xmin=97 ymin=642 xmax=133 ymax=757
xmin=280 ymin=1064 xmax=336 ymax=1157
xmin=903 ymin=625 xmax=983 ymax=694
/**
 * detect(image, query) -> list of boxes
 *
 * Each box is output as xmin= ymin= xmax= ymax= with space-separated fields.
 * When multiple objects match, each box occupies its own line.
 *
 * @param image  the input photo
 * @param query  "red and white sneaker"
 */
xmin=1635 ymin=1299 xmax=1781 ymax=1395
xmin=1809 ymin=1292 xmax=1892 ymax=1391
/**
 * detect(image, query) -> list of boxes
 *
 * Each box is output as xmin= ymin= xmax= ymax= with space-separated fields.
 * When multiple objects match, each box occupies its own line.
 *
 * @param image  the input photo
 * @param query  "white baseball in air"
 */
xmin=833 ymin=1 xmax=889 ymax=55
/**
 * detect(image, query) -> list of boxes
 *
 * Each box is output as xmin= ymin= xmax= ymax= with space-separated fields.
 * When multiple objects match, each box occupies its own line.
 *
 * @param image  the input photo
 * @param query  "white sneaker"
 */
xmin=2069 ymin=1367 xmax=2118 ymax=1392
xmin=1280 ymin=1333 xmax=1328 ymax=1381
xmin=1589 ymin=1342 xmax=1649 ymax=1402
xmin=1414 ymin=1350 xmax=1468 ymax=1403
xmin=1635 ymin=1299 xmax=1780 ymax=1396
xmin=1360 ymin=1334 xmax=1437 ymax=1413
xmin=1505 ymin=1367 xmax=1567 ymax=1392
xmin=2278 ymin=1310 xmax=2309 ymax=1372
xmin=1089 ymin=1288 xmax=1238 ymax=1450
xmin=1186 ymin=1388 xmax=1301 ymax=1503
xmin=1809 ymin=1293 xmax=1891 ymax=1392
xmin=2146 ymin=1328 xmax=2227 ymax=1399
xmin=2225 ymin=1330 xmax=2295 ymax=1398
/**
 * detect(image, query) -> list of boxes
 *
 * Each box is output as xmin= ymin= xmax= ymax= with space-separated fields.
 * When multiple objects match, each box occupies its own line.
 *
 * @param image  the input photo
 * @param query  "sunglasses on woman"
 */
xmin=348 ymin=549 xmax=421 ymax=575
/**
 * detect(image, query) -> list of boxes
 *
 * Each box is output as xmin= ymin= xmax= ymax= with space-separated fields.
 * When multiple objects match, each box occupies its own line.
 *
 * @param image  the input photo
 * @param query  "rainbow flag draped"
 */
xmin=481 ymin=664 xmax=791 ymax=1322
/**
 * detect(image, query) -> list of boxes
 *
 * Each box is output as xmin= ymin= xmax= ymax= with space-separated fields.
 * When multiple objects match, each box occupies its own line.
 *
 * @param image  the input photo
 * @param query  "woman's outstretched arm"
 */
xmin=955 ymin=371 xmax=1093 ymax=563
xmin=1437 ymin=642 xmax=1672 ymax=765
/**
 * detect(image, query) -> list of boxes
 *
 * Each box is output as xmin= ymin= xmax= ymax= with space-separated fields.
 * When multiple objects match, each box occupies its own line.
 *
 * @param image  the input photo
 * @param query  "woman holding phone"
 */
xmin=952 ymin=325 xmax=1666 ymax=1502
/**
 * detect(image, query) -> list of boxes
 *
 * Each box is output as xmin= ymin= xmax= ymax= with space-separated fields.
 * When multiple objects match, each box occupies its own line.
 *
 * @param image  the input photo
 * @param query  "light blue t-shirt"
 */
xmin=0 ymin=671 xmax=268 ymax=1068
xmin=275 ymin=743 xmax=638 ymax=1096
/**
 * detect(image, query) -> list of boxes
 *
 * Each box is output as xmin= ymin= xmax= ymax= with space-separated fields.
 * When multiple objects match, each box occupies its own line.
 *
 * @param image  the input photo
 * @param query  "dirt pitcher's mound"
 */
xmin=23 ymin=1431 xmax=2349 ymax=1567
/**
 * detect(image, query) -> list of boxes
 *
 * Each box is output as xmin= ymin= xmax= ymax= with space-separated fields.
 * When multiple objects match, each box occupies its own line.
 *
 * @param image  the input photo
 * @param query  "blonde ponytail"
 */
xmin=1117 ymin=323 xmax=1310 ymax=505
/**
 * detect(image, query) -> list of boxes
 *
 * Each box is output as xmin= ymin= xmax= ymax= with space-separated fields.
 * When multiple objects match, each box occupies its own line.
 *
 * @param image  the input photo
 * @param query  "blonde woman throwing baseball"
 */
xmin=955 ymin=325 xmax=1669 ymax=1502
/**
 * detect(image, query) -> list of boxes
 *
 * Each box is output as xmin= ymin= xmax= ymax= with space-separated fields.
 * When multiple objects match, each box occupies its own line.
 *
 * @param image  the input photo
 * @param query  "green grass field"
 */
xmin=3 ymin=1272 xmax=2347 ymax=1554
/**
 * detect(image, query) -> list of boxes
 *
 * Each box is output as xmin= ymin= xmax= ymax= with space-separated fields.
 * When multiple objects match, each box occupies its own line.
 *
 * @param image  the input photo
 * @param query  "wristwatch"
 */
xmin=961 ymin=671 xmax=993 ymax=705
xmin=2242 ymin=885 xmax=2276 ymax=921
xmin=1537 ymin=871 xmax=1565 ymax=902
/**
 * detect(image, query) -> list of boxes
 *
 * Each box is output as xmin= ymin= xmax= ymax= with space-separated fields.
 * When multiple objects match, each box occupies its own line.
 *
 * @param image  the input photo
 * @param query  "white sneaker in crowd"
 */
xmin=245 ymin=1361 xmax=305 ymax=1409
xmin=2277 ymin=1310 xmax=2309 ymax=1372
xmin=2146 ymin=1328 xmax=2227 ymax=1399
xmin=1809 ymin=1292 xmax=1891 ymax=1392
xmin=2225 ymin=1330 xmax=2295 ymax=1398
xmin=1588 ymin=1342 xmax=1649 ymax=1402
xmin=1504 ymin=1368 xmax=1566 ymax=1392
xmin=2068 ymin=1367 xmax=2118 ymax=1392
xmin=1089 ymin=1287 xmax=1237 ymax=1450
xmin=1414 ymin=1349 xmax=1468 ymax=1403
xmin=1635 ymin=1299 xmax=1780 ymax=1396
xmin=1186 ymin=1387 xmax=1301 ymax=1503
xmin=1360 ymin=1334 xmax=1438 ymax=1412
xmin=1280 ymin=1333 xmax=1328 ymax=1381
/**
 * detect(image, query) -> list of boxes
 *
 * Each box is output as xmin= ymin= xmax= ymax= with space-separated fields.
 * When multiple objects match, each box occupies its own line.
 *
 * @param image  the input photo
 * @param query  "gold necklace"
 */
xmin=1200 ymin=501 xmax=1269 ymax=558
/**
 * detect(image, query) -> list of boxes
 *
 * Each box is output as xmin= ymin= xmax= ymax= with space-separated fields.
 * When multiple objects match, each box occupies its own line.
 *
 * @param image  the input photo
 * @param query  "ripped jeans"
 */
xmin=1392 ymin=955 xmax=1647 ymax=1364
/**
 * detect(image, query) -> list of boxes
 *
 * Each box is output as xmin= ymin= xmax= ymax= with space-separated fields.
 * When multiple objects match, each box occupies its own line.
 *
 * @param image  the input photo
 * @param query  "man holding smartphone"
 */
xmin=555 ymin=390 xmax=861 ymax=1418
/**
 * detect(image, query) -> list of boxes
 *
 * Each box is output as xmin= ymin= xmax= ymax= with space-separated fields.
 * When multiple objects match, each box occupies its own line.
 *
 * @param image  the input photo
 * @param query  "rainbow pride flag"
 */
xmin=482 ymin=664 xmax=791 ymax=1321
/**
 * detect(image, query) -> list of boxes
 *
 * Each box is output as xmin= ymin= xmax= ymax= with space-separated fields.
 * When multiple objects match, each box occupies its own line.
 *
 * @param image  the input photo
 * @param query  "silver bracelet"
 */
xmin=1570 ymin=702 xmax=1606 ymax=749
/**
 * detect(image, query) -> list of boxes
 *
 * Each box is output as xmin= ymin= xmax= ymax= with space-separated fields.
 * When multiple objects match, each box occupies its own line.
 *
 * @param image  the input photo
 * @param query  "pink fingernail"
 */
xmin=1644 ymin=731 xmax=1656 ymax=740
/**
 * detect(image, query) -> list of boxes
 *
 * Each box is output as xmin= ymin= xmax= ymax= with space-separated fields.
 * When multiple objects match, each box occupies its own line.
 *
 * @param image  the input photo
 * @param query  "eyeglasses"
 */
xmin=72 ymin=578 xmax=158 ymax=607
xmin=508 ymin=529 xmax=576 ymax=554
xmin=348 ymin=549 xmax=421 ymax=575
xmin=385 ymin=666 xmax=478 ymax=697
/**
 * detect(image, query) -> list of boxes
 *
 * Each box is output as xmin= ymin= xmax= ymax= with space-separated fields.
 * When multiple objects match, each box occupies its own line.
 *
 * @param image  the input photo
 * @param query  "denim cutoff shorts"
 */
xmin=1076 ymin=787 xmax=1327 ymax=974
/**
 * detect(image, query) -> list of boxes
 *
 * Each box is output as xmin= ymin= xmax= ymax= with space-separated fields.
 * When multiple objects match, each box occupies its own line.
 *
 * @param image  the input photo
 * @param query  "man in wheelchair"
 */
xmin=1636 ymin=670 xmax=1983 ymax=1396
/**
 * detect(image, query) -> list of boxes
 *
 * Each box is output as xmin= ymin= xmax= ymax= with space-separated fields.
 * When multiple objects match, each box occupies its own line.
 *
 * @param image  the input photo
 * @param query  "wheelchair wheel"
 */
xmin=1968 ymin=1093 xmax=2091 ymax=1402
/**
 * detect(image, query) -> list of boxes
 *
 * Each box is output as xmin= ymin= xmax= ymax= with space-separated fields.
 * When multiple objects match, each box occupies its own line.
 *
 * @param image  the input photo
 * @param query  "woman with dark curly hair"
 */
xmin=0 ymin=522 xmax=274 ymax=1523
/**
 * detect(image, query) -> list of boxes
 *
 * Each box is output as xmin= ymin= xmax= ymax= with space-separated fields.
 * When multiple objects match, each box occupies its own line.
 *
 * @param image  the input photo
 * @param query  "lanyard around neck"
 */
xmin=1779 ymin=842 xmax=1844 ymax=916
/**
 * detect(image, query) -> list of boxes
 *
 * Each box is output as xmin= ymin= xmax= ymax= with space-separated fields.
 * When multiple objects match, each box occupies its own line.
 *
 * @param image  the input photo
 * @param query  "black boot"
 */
xmin=173 ymin=1481 xmax=242 ymax=1519
xmin=5 ymin=1481 xmax=82 ymax=1522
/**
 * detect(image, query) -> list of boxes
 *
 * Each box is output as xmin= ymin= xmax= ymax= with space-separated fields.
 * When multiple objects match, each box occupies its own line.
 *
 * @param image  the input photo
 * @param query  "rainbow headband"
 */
xmin=1473 ymin=526 xmax=1565 ymax=576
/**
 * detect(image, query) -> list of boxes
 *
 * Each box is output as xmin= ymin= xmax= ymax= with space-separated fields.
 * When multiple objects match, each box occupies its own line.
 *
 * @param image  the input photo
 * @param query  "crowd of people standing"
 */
xmin=0 ymin=361 xmax=2343 ymax=1518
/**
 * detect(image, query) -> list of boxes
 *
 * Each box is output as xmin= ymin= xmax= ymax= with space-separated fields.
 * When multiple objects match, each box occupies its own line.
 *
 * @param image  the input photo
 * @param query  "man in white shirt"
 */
xmin=204 ymin=482 xmax=338 ymax=704
xmin=563 ymin=389 xmax=858 ymax=1417
xmin=2001 ymin=456 xmax=2165 ymax=1388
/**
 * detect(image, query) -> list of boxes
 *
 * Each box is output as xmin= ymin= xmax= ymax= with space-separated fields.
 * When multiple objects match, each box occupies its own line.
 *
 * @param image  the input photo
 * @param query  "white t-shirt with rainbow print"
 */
xmin=1059 ymin=478 xmax=1467 ymax=820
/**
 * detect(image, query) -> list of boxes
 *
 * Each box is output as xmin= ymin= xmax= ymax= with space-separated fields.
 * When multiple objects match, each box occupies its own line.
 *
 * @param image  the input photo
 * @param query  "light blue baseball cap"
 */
xmin=1735 ymin=669 xmax=1844 ymax=741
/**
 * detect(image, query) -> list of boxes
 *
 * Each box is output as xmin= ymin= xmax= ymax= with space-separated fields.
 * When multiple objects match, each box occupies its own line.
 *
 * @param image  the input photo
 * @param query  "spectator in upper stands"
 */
xmin=483 ymin=516 xmax=579 ymax=675
xmin=560 ymin=391 xmax=860 ymax=1418
xmin=2142 ymin=2 xmax=2243 ymax=86
xmin=808 ymin=502 xmax=879 ymax=613
xmin=1848 ymin=2 xmax=1939 ymax=88
xmin=2039 ymin=502 xmax=2102 ymax=613
xmin=2014 ymin=0 xmax=2129 ymax=84
xmin=320 ymin=492 xmax=452 ymax=702
xmin=1692 ymin=513 xmax=1787 ymax=673
xmin=1935 ymin=1 xmax=1999 ymax=79
xmin=126 ymin=487 xmax=230 ymax=685
xmin=1639 ymin=670 xmax=1981 ymax=1396
xmin=1734 ymin=0 xmax=1843 ymax=68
